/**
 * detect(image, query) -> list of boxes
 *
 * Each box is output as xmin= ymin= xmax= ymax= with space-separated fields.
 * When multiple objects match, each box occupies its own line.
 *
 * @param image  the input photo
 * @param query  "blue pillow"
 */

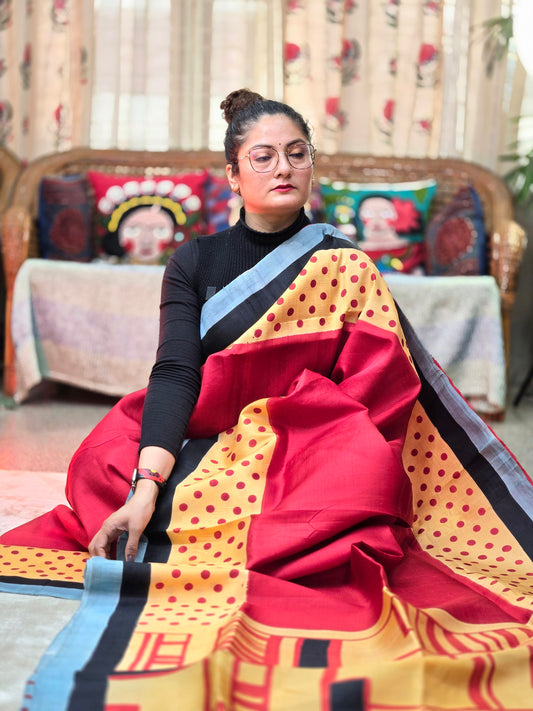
xmin=38 ymin=174 xmax=93 ymax=261
xmin=424 ymin=185 xmax=486 ymax=276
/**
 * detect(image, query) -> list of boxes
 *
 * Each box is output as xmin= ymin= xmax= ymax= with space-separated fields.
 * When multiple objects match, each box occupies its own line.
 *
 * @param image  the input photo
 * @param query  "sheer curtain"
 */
xmin=89 ymin=0 xmax=284 ymax=152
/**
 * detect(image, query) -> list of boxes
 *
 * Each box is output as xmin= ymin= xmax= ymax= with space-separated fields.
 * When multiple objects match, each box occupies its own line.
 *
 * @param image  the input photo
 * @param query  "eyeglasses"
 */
xmin=239 ymin=142 xmax=316 ymax=173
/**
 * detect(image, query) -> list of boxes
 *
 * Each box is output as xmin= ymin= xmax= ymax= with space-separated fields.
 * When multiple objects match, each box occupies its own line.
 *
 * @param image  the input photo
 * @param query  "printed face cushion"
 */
xmin=319 ymin=178 xmax=438 ymax=273
xmin=424 ymin=185 xmax=486 ymax=276
xmin=38 ymin=175 xmax=92 ymax=261
xmin=87 ymin=170 xmax=209 ymax=264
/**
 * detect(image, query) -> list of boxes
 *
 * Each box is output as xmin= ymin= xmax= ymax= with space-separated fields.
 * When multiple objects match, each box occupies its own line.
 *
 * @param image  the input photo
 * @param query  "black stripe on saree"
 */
xmin=66 ymin=562 xmax=151 ymax=711
xmin=201 ymin=234 xmax=352 ymax=357
xmin=399 ymin=309 xmax=533 ymax=558
xmin=143 ymin=436 xmax=218 ymax=562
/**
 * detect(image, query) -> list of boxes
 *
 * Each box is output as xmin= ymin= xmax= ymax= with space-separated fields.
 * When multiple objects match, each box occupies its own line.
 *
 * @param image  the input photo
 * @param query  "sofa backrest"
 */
xmin=9 ymin=146 xmax=514 ymax=261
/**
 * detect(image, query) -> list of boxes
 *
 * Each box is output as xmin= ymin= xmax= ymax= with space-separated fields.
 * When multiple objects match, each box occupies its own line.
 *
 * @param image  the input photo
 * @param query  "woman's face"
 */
xmin=227 ymin=114 xmax=313 ymax=228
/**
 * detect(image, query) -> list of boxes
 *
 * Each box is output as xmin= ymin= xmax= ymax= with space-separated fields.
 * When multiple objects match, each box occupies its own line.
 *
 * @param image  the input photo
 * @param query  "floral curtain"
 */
xmin=283 ymin=0 xmax=522 ymax=172
xmin=284 ymin=0 xmax=444 ymax=157
xmin=0 ymin=0 xmax=92 ymax=162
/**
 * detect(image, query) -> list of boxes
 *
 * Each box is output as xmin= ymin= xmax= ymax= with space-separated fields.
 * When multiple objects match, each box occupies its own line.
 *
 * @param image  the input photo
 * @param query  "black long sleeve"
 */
xmin=139 ymin=209 xmax=310 ymax=456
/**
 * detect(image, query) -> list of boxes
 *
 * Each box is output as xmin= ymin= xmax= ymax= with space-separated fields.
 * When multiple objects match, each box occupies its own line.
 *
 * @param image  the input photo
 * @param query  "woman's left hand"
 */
xmin=88 ymin=481 xmax=158 ymax=560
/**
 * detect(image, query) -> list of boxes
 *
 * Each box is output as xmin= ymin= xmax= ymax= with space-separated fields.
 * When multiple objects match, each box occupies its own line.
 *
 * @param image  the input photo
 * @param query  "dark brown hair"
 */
xmin=220 ymin=88 xmax=312 ymax=171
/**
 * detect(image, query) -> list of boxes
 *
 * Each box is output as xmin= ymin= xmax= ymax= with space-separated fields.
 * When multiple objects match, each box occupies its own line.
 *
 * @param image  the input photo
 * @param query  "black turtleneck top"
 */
xmin=140 ymin=208 xmax=310 ymax=455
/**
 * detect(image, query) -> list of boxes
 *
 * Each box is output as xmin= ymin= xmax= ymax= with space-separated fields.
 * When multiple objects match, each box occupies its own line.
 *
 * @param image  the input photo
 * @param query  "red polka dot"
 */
xmin=254 ymin=329 xmax=262 ymax=337
xmin=287 ymin=307 xmax=294 ymax=316
xmin=267 ymin=313 xmax=275 ymax=322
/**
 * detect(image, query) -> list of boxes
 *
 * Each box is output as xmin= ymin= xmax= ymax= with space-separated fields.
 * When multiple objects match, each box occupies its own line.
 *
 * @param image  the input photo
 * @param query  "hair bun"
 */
xmin=220 ymin=88 xmax=264 ymax=124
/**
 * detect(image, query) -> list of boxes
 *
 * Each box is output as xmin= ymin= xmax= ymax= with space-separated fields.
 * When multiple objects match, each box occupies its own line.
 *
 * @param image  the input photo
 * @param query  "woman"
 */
xmin=90 ymin=88 xmax=322 ymax=562
xmin=2 ymin=90 xmax=533 ymax=711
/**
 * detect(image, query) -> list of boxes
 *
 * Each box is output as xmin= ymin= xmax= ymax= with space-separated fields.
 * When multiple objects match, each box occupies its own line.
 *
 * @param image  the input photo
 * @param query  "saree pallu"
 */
xmin=1 ymin=224 xmax=533 ymax=710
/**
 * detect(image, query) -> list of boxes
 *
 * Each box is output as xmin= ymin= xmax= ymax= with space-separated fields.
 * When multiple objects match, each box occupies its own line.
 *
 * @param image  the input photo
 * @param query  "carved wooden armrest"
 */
xmin=490 ymin=219 xmax=528 ymax=313
xmin=489 ymin=219 xmax=528 ymax=369
xmin=2 ymin=205 xmax=31 ymax=397
xmin=1 ymin=205 xmax=32 ymax=291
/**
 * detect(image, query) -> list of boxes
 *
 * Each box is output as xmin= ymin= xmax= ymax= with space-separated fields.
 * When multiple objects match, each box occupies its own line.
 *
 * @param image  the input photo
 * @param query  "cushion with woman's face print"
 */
xmin=318 ymin=178 xmax=437 ymax=273
xmin=87 ymin=170 xmax=209 ymax=264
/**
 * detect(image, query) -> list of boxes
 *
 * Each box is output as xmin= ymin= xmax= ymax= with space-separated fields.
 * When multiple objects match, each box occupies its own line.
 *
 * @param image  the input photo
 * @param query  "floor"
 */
xmin=1 ymin=380 xmax=533 ymax=710
xmin=1 ymin=378 xmax=533 ymax=474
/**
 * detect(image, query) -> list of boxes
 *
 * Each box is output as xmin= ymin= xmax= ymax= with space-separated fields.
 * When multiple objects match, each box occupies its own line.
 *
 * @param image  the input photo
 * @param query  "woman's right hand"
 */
xmin=88 ymin=480 xmax=159 ymax=561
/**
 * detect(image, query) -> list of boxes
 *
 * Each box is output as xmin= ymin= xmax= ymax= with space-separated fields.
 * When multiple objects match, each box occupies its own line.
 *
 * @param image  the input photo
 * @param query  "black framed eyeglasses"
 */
xmin=239 ymin=142 xmax=316 ymax=173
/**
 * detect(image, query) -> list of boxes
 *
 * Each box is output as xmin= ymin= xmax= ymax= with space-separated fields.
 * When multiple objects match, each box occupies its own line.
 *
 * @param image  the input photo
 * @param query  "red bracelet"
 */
xmin=131 ymin=468 xmax=166 ymax=491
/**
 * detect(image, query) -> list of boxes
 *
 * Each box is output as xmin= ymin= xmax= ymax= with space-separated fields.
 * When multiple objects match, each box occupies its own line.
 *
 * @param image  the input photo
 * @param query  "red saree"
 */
xmin=1 ymin=225 xmax=533 ymax=710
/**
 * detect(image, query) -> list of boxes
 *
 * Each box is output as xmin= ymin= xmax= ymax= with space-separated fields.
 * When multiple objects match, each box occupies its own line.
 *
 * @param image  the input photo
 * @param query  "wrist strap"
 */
xmin=132 ymin=468 xmax=166 ymax=491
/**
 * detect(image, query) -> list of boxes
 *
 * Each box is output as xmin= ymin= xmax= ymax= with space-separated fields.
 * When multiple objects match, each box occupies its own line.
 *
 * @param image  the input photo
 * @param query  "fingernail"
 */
xmin=127 ymin=554 xmax=134 ymax=562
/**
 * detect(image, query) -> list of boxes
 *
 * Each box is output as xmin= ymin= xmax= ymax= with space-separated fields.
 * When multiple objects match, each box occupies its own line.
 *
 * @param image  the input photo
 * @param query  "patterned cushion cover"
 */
xmin=38 ymin=175 xmax=92 ymax=261
xmin=87 ymin=170 xmax=208 ymax=264
xmin=424 ymin=185 xmax=486 ymax=276
xmin=319 ymin=178 xmax=437 ymax=273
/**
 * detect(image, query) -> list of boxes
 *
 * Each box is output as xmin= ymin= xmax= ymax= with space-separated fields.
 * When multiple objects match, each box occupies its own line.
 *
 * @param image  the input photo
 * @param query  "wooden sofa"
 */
xmin=1 ymin=147 xmax=527 ymax=415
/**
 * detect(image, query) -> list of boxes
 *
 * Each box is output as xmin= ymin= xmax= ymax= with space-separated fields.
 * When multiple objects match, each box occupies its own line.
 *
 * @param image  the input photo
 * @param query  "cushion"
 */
xmin=424 ymin=185 xmax=486 ymax=276
xmin=38 ymin=175 xmax=92 ymax=261
xmin=203 ymin=173 xmax=242 ymax=234
xmin=319 ymin=178 xmax=438 ymax=273
xmin=87 ymin=170 xmax=209 ymax=264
